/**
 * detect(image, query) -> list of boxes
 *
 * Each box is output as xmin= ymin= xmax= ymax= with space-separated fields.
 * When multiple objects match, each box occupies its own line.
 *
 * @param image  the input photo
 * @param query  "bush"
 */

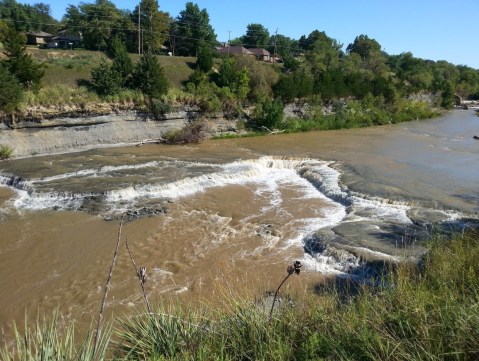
xmin=162 ymin=121 xmax=208 ymax=144
xmin=0 ymin=145 xmax=13 ymax=159
xmin=90 ymin=60 xmax=122 ymax=96
xmin=149 ymin=98 xmax=171 ymax=120
xmin=250 ymin=98 xmax=284 ymax=130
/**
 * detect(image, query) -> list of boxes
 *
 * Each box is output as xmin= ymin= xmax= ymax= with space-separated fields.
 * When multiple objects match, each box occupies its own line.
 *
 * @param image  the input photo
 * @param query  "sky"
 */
xmin=20 ymin=0 xmax=479 ymax=69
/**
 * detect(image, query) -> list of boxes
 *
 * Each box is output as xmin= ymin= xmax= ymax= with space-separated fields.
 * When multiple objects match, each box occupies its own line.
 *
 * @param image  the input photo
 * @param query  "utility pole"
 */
xmin=227 ymin=30 xmax=231 ymax=54
xmin=273 ymin=28 xmax=278 ymax=63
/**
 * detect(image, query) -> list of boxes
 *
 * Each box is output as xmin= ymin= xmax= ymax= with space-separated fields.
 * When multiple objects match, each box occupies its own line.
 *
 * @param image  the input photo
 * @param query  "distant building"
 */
xmin=216 ymin=45 xmax=254 ymax=56
xmin=248 ymin=48 xmax=271 ymax=62
xmin=26 ymin=31 xmax=52 ymax=46
xmin=46 ymin=31 xmax=82 ymax=49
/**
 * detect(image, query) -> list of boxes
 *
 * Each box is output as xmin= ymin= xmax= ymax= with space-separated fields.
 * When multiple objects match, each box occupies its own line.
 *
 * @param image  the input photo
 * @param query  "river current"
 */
xmin=0 ymin=110 xmax=478 ymax=334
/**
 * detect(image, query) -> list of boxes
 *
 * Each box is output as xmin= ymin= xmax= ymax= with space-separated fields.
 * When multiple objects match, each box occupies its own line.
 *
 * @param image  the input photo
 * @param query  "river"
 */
xmin=0 ymin=109 xmax=478 ymax=336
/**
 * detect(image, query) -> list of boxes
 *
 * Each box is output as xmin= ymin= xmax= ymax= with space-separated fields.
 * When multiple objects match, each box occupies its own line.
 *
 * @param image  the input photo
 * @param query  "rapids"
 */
xmin=0 ymin=109 xmax=478 ymax=337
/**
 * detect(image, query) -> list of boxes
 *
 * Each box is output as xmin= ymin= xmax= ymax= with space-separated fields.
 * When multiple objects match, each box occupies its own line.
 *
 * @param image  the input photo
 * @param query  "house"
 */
xmin=46 ymin=31 xmax=82 ymax=49
xmin=26 ymin=31 xmax=52 ymax=46
xmin=248 ymin=48 xmax=271 ymax=62
xmin=216 ymin=45 xmax=254 ymax=56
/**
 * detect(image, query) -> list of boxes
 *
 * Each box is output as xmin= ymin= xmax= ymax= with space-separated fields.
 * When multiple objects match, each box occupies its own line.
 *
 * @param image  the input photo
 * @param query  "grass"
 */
xmin=0 ymin=312 xmax=111 ymax=361
xmin=2 ymin=231 xmax=478 ymax=360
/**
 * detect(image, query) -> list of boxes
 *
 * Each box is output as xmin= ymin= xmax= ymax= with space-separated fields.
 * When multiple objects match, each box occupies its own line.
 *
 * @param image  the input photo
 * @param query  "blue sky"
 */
xmin=24 ymin=0 xmax=479 ymax=68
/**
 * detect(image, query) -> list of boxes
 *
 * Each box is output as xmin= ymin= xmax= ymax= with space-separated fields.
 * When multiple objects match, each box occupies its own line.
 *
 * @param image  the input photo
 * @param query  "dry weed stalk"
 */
xmin=93 ymin=214 xmax=125 ymax=356
xmin=269 ymin=261 xmax=302 ymax=319
xmin=126 ymin=236 xmax=152 ymax=313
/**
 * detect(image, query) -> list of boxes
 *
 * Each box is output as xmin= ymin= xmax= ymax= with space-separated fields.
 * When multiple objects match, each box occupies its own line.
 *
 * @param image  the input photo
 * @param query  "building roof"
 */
xmin=249 ymin=48 xmax=270 ymax=56
xmin=217 ymin=46 xmax=253 ymax=55
xmin=26 ymin=31 xmax=52 ymax=37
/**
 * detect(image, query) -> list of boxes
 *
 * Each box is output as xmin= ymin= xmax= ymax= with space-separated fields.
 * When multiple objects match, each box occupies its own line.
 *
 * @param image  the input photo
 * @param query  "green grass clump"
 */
xmin=0 ymin=312 xmax=111 ymax=361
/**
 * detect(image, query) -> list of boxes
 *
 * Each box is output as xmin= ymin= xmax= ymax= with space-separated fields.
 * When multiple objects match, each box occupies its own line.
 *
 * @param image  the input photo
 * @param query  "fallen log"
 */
xmin=136 ymin=138 xmax=166 ymax=146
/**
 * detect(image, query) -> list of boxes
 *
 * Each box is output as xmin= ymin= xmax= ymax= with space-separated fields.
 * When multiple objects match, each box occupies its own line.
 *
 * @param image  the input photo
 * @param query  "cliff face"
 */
xmin=0 ymin=106 xmax=243 ymax=158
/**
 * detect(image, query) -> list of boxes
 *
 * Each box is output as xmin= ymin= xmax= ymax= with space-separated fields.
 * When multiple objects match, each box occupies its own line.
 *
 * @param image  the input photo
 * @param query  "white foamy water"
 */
xmin=3 ymin=155 xmax=466 ymax=276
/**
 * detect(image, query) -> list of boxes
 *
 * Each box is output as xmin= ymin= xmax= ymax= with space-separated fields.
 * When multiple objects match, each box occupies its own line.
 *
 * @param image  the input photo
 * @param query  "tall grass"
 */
xmin=2 ymin=231 xmax=478 ymax=360
xmin=0 ymin=312 xmax=111 ymax=361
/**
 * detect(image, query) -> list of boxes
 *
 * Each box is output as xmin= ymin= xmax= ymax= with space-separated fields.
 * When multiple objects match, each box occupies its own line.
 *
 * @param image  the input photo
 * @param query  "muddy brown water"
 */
xmin=0 ymin=110 xmax=478 ymax=338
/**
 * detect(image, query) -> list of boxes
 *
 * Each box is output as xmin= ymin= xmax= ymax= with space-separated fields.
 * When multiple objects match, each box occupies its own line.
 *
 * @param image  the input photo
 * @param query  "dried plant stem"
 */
xmin=269 ymin=261 xmax=302 ymax=319
xmin=269 ymin=273 xmax=292 ymax=319
xmin=125 ymin=236 xmax=152 ymax=313
xmin=93 ymin=214 xmax=125 ymax=356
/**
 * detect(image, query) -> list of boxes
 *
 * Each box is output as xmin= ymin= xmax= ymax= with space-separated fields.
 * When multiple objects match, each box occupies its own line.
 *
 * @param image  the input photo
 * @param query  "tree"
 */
xmin=173 ymin=2 xmax=216 ymax=56
xmin=440 ymin=80 xmax=455 ymax=109
xmin=196 ymin=40 xmax=213 ymax=72
xmin=0 ymin=0 xmax=59 ymax=33
xmin=108 ymin=36 xmax=133 ymax=84
xmin=1 ymin=25 xmax=44 ymax=90
xmin=63 ymin=0 xmax=134 ymax=51
xmin=251 ymin=98 xmax=284 ymax=130
xmin=132 ymin=0 xmax=169 ymax=54
xmin=346 ymin=34 xmax=381 ymax=59
xmin=243 ymin=23 xmax=270 ymax=48
xmin=90 ymin=60 xmax=122 ymax=96
xmin=0 ymin=64 xmax=23 ymax=112
xmin=131 ymin=53 xmax=169 ymax=100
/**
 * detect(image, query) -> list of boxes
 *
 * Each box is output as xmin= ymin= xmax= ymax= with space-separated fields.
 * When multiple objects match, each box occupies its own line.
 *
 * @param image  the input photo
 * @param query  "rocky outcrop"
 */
xmin=0 ymin=106 xmax=244 ymax=158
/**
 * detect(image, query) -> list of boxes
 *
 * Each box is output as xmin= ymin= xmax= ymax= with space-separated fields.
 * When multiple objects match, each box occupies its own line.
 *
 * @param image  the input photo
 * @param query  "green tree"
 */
xmin=251 ymin=98 xmax=284 ymax=130
xmin=90 ymin=60 xmax=122 ymax=96
xmin=132 ymin=0 xmax=169 ymax=54
xmin=236 ymin=67 xmax=250 ymax=100
xmin=173 ymin=2 xmax=216 ymax=56
xmin=216 ymin=57 xmax=237 ymax=88
xmin=0 ymin=0 xmax=59 ymax=32
xmin=1 ymin=26 xmax=44 ymax=90
xmin=108 ymin=36 xmax=133 ymax=85
xmin=63 ymin=0 xmax=134 ymax=51
xmin=0 ymin=64 xmax=23 ymax=112
xmin=243 ymin=23 xmax=270 ymax=48
xmin=346 ymin=34 xmax=381 ymax=59
xmin=131 ymin=53 xmax=169 ymax=99
xmin=440 ymin=80 xmax=455 ymax=109
xmin=196 ymin=40 xmax=213 ymax=72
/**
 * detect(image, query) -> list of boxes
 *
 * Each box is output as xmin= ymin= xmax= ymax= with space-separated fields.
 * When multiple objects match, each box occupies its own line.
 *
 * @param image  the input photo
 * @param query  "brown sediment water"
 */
xmin=0 ymin=110 xmax=478 ymax=338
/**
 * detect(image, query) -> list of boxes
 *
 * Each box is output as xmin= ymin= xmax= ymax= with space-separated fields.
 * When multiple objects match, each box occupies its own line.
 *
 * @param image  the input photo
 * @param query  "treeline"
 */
xmin=2 ymin=0 xmax=479 ymax=133
xmin=1 ymin=0 xmax=216 ymax=56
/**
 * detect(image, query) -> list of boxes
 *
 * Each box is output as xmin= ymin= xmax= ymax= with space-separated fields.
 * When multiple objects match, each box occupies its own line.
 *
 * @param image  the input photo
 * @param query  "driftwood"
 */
xmin=136 ymin=138 xmax=166 ymax=146
xmin=260 ymin=126 xmax=286 ymax=135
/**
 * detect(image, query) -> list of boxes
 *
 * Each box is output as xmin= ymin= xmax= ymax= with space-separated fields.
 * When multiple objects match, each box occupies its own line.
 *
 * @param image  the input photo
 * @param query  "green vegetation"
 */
xmin=2 ymin=0 xmax=479 ymax=130
xmin=1 ymin=231 xmax=478 ymax=360
xmin=0 ymin=313 xmax=111 ymax=361
xmin=0 ymin=144 xmax=13 ymax=159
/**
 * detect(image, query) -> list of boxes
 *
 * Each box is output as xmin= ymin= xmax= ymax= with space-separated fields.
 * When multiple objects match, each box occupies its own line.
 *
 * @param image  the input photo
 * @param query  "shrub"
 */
xmin=149 ymin=98 xmax=171 ymax=120
xmin=250 ymin=98 xmax=284 ymax=130
xmin=90 ymin=60 xmax=122 ymax=96
xmin=163 ymin=121 xmax=208 ymax=144
xmin=0 ymin=145 xmax=13 ymax=159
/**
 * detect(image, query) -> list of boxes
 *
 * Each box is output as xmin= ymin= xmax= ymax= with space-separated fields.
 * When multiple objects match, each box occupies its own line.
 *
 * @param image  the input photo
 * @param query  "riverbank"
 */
xmin=0 ymin=97 xmax=443 ymax=159
xmin=0 ymin=107 xmax=243 ymax=158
